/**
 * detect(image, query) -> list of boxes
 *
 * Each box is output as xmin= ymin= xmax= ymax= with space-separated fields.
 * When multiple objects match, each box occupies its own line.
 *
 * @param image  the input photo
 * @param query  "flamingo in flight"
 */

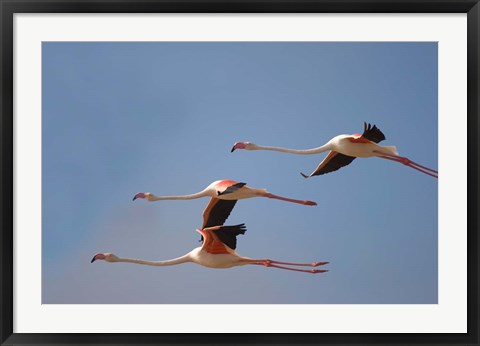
xmin=231 ymin=122 xmax=438 ymax=179
xmin=91 ymin=197 xmax=329 ymax=274
xmin=133 ymin=179 xmax=317 ymax=206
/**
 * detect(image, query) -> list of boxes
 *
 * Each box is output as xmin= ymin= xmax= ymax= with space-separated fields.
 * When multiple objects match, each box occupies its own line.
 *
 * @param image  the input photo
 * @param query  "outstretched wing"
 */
xmin=301 ymin=151 xmax=356 ymax=177
xmin=201 ymin=224 xmax=247 ymax=254
xmin=361 ymin=122 xmax=386 ymax=143
xmin=216 ymin=182 xmax=246 ymax=196
xmin=202 ymin=198 xmax=237 ymax=229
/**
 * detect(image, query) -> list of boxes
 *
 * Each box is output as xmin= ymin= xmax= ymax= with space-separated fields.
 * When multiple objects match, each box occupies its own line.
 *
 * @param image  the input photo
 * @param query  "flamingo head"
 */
xmin=132 ymin=192 xmax=153 ymax=201
xmin=91 ymin=253 xmax=119 ymax=263
xmin=231 ymin=141 xmax=255 ymax=152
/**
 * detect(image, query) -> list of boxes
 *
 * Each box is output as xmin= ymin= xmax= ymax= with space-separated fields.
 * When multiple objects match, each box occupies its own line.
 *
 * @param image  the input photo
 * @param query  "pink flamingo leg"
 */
xmin=251 ymin=262 xmax=328 ymax=274
xmin=377 ymin=152 xmax=438 ymax=173
xmin=380 ymin=155 xmax=438 ymax=178
xmin=374 ymin=151 xmax=438 ymax=178
xmin=263 ymin=193 xmax=317 ymax=206
xmin=265 ymin=260 xmax=329 ymax=267
xmin=241 ymin=259 xmax=329 ymax=273
xmin=254 ymin=263 xmax=328 ymax=274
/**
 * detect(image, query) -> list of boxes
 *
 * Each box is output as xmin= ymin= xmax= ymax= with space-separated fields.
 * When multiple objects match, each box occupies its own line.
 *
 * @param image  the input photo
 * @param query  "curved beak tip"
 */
xmin=90 ymin=256 xmax=96 ymax=263
xmin=230 ymin=147 xmax=235 ymax=153
xmin=132 ymin=196 xmax=137 ymax=201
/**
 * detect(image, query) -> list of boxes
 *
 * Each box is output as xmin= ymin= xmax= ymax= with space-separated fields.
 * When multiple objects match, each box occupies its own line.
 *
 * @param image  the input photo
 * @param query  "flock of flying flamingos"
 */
xmin=91 ymin=122 xmax=438 ymax=274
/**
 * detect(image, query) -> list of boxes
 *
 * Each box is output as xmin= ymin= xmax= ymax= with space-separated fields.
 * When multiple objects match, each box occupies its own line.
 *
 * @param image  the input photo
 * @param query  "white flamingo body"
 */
xmin=231 ymin=123 xmax=437 ymax=179
xmin=328 ymin=134 xmax=398 ymax=158
xmin=92 ymin=199 xmax=328 ymax=274
xmin=204 ymin=180 xmax=268 ymax=201
xmin=179 ymin=245 xmax=247 ymax=269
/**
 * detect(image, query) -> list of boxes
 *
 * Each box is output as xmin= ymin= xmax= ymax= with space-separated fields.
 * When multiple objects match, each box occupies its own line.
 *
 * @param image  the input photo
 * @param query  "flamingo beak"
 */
xmin=91 ymin=253 xmax=106 ymax=263
xmin=132 ymin=192 xmax=146 ymax=201
xmin=231 ymin=143 xmax=240 ymax=152
xmin=231 ymin=142 xmax=245 ymax=152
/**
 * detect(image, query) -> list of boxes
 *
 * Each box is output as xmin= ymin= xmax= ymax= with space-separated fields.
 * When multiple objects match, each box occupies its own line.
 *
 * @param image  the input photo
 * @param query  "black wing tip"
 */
xmin=362 ymin=122 xmax=386 ymax=143
xmin=222 ymin=223 xmax=247 ymax=233
xmin=308 ymin=154 xmax=357 ymax=177
xmin=363 ymin=122 xmax=373 ymax=131
xmin=216 ymin=223 xmax=247 ymax=235
xmin=212 ymin=224 xmax=247 ymax=250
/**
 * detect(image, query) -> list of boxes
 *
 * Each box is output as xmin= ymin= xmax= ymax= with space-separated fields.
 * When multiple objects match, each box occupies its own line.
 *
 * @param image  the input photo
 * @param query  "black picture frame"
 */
xmin=1 ymin=1 xmax=478 ymax=345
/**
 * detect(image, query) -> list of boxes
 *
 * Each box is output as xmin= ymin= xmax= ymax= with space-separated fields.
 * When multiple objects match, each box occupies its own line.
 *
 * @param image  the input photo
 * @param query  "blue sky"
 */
xmin=42 ymin=42 xmax=437 ymax=304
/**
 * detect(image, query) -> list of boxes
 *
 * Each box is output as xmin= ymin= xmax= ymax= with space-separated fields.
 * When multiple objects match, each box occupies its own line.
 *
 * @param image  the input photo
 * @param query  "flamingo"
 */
xmin=231 ymin=122 xmax=438 ymax=179
xmin=132 ymin=179 xmax=317 ymax=206
xmin=91 ymin=198 xmax=329 ymax=274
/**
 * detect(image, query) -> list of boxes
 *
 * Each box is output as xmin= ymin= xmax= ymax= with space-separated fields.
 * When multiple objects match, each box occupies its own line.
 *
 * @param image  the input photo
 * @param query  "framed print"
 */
xmin=1 ymin=0 xmax=479 ymax=345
